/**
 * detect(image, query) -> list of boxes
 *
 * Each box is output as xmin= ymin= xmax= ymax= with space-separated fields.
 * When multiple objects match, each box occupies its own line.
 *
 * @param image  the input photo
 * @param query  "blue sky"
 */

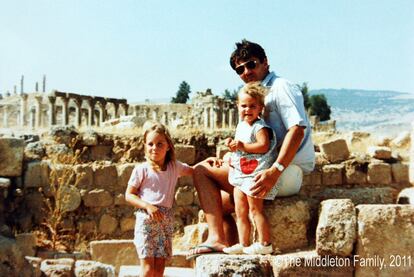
xmin=1 ymin=0 xmax=413 ymax=103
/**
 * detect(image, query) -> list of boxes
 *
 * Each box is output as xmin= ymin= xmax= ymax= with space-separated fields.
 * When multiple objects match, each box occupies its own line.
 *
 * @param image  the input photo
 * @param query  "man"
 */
xmin=188 ymin=39 xmax=315 ymax=257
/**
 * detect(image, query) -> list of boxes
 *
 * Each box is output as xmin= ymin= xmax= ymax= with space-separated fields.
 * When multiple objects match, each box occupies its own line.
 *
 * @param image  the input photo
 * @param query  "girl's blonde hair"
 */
xmin=238 ymin=81 xmax=268 ymax=107
xmin=142 ymin=121 xmax=176 ymax=171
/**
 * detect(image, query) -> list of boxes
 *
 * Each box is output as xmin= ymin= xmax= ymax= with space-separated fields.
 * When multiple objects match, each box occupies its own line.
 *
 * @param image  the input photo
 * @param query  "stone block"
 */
xmin=320 ymin=139 xmax=350 ymax=163
xmin=303 ymin=171 xmax=322 ymax=186
xmin=24 ymin=160 xmax=50 ymax=188
xmin=264 ymin=197 xmax=310 ymax=251
xmin=392 ymin=163 xmax=409 ymax=184
xmin=90 ymin=240 xmax=191 ymax=275
xmin=175 ymin=144 xmax=196 ymax=165
xmin=344 ymin=163 xmax=367 ymax=185
xmin=175 ymin=186 xmax=194 ymax=206
xmin=117 ymin=163 xmax=135 ymax=189
xmin=0 ymin=138 xmax=25 ymax=176
xmin=40 ymin=258 xmax=74 ymax=277
xmin=322 ymin=164 xmax=344 ymax=186
xmin=315 ymin=187 xmax=397 ymax=205
xmin=174 ymin=223 xmax=208 ymax=251
xmin=196 ymin=255 xmax=273 ymax=276
xmin=316 ymin=199 xmax=356 ymax=256
xmin=99 ymin=214 xmax=118 ymax=234
xmin=391 ymin=130 xmax=410 ymax=148
xmin=367 ymin=162 xmax=391 ymax=185
xmin=114 ymin=193 xmax=127 ymax=206
xmin=355 ymin=205 xmax=414 ymax=277
xmin=73 ymin=164 xmax=93 ymax=189
xmin=177 ymin=175 xmax=193 ymax=187
xmin=397 ymin=188 xmax=414 ymax=204
xmin=83 ymin=189 xmax=113 ymax=207
xmin=367 ymin=146 xmax=392 ymax=160
xmin=16 ymin=233 xmax=37 ymax=257
xmin=120 ymin=217 xmax=135 ymax=233
xmin=0 ymin=178 xmax=10 ymax=199
xmin=59 ymin=185 xmax=82 ymax=212
xmin=78 ymin=220 xmax=97 ymax=236
xmin=75 ymin=260 xmax=115 ymax=277
xmin=90 ymin=145 xmax=113 ymax=160
xmin=93 ymin=163 xmax=118 ymax=190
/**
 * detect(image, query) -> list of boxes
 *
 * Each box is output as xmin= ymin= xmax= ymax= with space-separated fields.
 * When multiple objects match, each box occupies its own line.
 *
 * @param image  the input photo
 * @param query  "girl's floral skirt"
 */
xmin=133 ymin=206 xmax=174 ymax=259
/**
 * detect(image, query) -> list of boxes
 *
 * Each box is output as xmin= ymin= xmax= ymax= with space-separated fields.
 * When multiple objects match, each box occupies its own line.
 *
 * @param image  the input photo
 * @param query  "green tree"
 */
xmin=299 ymin=82 xmax=311 ymax=110
xmin=309 ymin=94 xmax=331 ymax=121
xmin=222 ymin=89 xmax=238 ymax=101
xmin=171 ymin=81 xmax=191 ymax=103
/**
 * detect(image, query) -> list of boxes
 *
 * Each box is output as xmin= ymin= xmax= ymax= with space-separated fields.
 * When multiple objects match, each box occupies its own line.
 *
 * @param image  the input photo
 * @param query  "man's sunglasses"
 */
xmin=235 ymin=60 xmax=257 ymax=75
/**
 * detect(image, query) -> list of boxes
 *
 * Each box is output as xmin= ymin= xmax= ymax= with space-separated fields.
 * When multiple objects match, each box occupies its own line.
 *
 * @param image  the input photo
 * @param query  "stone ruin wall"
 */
xmin=0 ymin=126 xmax=413 ymax=276
xmin=0 ymin=89 xmax=239 ymax=131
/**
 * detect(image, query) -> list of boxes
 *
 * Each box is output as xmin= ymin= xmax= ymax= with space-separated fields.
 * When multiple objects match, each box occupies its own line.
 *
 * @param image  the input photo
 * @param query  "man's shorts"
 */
xmin=274 ymin=164 xmax=303 ymax=197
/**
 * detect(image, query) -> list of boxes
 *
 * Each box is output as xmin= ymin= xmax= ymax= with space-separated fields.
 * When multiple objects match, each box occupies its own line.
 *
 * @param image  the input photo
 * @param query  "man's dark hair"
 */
xmin=230 ymin=39 xmax=267 ymax=70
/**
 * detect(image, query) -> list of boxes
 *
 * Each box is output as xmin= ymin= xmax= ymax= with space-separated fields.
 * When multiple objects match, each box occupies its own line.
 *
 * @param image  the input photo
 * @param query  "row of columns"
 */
xmin=1 ymin=91 xmax=128 ymax=129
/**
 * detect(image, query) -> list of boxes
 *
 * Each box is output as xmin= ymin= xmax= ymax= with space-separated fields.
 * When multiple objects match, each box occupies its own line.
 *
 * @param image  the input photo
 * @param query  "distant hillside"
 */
xmin=309 ymin=88 xmax=414 ymax=135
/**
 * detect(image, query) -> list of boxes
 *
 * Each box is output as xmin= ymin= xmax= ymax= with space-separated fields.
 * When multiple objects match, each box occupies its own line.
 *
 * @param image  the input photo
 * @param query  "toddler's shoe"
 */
xmin=223 ymin=243 xmax=245 ymax=254
xmin=243 ymin=242 xmax=273 ymax=255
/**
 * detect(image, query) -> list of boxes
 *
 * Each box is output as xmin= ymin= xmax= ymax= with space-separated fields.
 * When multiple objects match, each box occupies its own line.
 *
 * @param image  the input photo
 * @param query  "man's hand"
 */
xmin=251 ymin=167 xmax=281 ymax=198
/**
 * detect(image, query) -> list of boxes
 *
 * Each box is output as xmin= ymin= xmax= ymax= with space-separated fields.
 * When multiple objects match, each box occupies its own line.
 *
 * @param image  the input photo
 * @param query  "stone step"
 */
xmin=119 ymin=265 xmax=195 ymax=277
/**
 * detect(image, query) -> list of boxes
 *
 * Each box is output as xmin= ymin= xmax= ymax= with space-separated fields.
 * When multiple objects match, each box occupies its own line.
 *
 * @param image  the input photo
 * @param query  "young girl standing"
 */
xmin=223 ymin=82 xmax=277 ymax=255
xmin=125 ymin=122 xmax=193 ymax=277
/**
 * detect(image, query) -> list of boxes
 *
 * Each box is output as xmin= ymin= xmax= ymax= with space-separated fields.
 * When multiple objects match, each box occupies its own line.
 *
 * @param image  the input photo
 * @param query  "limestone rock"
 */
xmin=175 ymin=186 xmax=194 ymax=206
xmin=59 ymin=185 xmax=82 ymax=213
xmin=315 ymin=187 xmax=397 ymax=205
xmin=73 ymin=164 xmax=93 ymax=189
xmin=391 ymin=163 xmax=409 ymax=184
xmin=83 ymin=189 xmax=113 ymax=207
xmin=391 ymin=130 xmax=410 ymax=148
xmin=367 ymin=162 xmax=391 ymax=185
xmin=316 ymin=199 xmax=356 ymax=256
xmin=367 ymin=146 xmax=392 ymax=160
xmin=24 ymin=141 xmax=45 ymax=160
xmin=196 ymin=255 xmax=273 ymax=277
xmin=82 ymin=131 xmax=98 ymax=146
xmin=355 ymin=205 xmax=414 ymax=277
xmin=320 ymin=139 xmax=350 ymax=163
xmin=0 ymin=235 xmax=24 ymax=276
xmin=99 ymin=214 xmax=118 ymax=234
xmin=116 ymin=163 xmax=135 ymax=188
xmin=40 ymin=258 xmax=74 ymax=277
xmin=344 ymin=162 xmax=367 ymax=185
xmin=174 ymin=223 xmax=208 ymax=251
xmin=49 ymin=125 xmax=79 ymax=146
xmin=93 ymin=163 xmax=117 ymax=190
xmin=264 ymin=197 xmax=310 ymax=251
xmin=175 ymin=144 xmax=196 ymax=165
xmin=322 ymin=164 xmax=344 ymax=186
xmin=24 ymin=160 xmax=50 ymax=188
xmin=16 ymin=233 xmax=37 ymax=257
xmin=302 ymin=171 xmax=322 ymax=186
xmin=0 ymin=138 xmax=25 ymax=176
xmin=74 ymin=260 xmax=115 ymax=277
xmin=120 ymin=217 xmax=135 ymax=233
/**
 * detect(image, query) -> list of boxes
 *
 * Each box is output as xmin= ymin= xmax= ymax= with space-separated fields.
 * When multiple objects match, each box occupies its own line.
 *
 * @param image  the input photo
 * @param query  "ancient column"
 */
xmin=210 ymin=107 xmax=215 ymax=129
xmin=48 ymin=96 xmax=57 ymax=126
xmin=29 ymin=108 xmax=35 ymax=129
xmin=203 ymin=107 xmax=209 ymax=128
xmin=2 ymin=105 xmax=9 ymax=128
xmin=61 ymin=97 xmax=69 ymax=125
xmin=34 ymin=96 xmax=43 ymax=128
xmin=222 ymin=109 xmax=227 ymax=129
xmin=73 ymin=98 xmax=82 ymax=127
xmin=228 ymin=108 xmax=234 ymax=129
xmin=144 ymin=107 xmax=150 ymax=119
xmin=20 ymin=75 xmax=24 ymax=93
xmin=121 ymin=103 xmax=129 ymax=116
xmin=97 ymin=101 xmax=107 ymax=126
xmin=113 ymin=102 xmax=119 ymax=119
xmin=42 ymin=75 xmax=46 ymax=92
xmin=152 ymin=109 xmax=158 ymax=121
xmin=20 ymin=93 xmax=28 ymax=127
xmin=87 ymin=98 xmax=96 ymax=126
xmin=163 ymin=112 xmax=169 ymax=126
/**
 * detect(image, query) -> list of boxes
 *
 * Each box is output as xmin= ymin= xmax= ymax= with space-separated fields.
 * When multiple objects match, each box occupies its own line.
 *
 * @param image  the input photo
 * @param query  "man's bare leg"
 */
xmin=189 ymin=159 xmax=235 ymax=254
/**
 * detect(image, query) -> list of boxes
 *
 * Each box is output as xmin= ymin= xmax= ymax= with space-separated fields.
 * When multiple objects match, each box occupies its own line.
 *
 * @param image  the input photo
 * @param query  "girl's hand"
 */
xmin=146 ymin=205 xmax=163 ymax=221
xmin=205 ymin=157 xmax=224 ymax=167
xmin=228 ymin=140 xmax=243 ymax=152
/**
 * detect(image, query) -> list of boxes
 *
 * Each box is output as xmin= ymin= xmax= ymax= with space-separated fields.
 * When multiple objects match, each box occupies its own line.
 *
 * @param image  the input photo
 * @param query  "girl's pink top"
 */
xmin=127 ymin=160 xmax=191 ymax=208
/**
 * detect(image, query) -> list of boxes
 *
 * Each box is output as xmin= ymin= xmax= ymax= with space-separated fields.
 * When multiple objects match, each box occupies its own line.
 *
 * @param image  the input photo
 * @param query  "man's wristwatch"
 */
xmin=273 ymin=162 xmax=285 ymax=172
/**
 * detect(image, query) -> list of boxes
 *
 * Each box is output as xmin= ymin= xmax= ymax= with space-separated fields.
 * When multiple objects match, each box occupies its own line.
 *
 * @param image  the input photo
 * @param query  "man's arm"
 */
xmin=250 ymin=125 xmax=304 ymax=197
